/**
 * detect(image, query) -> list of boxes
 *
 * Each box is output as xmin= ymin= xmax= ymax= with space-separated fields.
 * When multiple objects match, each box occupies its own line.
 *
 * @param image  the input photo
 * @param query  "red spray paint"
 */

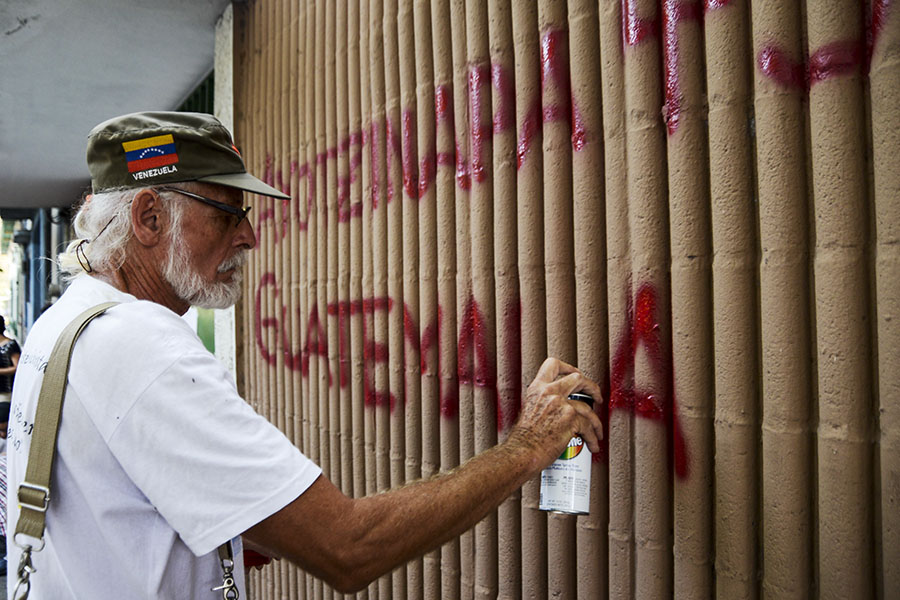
xmin=609 ymin=283 xmax=689 ymax=479
xmin=622 ymin=0 xmax=659 ymax=47
xmin=757 ymin=1 xmax=891 ymax=90
xmin=516 ymin=28 xmax=589 ymax=169
xmin=255 ymin=31 xmax=594 ymax=226
xmin=254 ymin=274 xmax=686 ymax=470
xmin=468 ymin=64 xmax=493 ymax=184
xmin=662 ymin=0 xmax=703 ymax=135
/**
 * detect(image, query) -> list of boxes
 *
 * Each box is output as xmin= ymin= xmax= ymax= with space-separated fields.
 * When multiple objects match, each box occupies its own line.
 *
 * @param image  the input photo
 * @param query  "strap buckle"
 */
xmin=17 ymin=482 xmax=50 ymax=514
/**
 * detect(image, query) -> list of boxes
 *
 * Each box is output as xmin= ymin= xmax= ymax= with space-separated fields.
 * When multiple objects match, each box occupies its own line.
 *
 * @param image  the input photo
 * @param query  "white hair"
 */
xmin=59 ymin=184 xmax=197 ymax=279
xmin=58 ymin=188 xmax=137 ymax=278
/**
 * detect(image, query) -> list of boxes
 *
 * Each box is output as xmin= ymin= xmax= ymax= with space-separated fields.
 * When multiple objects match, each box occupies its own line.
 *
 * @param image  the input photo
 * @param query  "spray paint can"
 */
xmin=539 ymin=392 xmax=594 ymax=514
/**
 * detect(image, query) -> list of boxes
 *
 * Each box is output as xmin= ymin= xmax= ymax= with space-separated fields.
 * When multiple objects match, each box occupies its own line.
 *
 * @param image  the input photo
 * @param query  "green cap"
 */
xmin=86 ymin=111 xmax=289 ymax=199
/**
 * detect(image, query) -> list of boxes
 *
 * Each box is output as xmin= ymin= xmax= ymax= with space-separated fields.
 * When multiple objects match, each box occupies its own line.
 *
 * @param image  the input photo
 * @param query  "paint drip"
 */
xmin=539 ymin=392 xmax=594 ymax=514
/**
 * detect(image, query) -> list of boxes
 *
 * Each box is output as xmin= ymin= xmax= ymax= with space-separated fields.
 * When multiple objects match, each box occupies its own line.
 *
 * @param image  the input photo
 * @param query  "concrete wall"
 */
xmin=232 ymin=0 xmax=900 ymax=598
xmin=214 ymin=3 xmax=239 ymax=379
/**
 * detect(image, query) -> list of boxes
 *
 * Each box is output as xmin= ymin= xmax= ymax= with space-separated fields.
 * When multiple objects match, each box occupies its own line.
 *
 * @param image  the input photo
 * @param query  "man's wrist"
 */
xmin=502 ymin=426 xmax=552 ymax=477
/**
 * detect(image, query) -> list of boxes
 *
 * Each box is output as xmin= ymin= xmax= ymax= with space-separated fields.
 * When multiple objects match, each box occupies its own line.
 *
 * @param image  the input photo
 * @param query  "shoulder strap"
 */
xmin=15 ymin=302 xmax=118 ymax=543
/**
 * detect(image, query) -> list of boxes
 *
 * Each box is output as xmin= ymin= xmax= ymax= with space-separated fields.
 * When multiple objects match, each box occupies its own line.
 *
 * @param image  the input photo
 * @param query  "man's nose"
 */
xmin=236 ymin=217 xmax=257 ymax=250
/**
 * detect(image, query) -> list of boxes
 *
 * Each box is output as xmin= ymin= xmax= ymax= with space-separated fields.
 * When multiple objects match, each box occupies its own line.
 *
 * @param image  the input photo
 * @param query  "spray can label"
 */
xmin=539 ymin=393 xmax=593 ymax=514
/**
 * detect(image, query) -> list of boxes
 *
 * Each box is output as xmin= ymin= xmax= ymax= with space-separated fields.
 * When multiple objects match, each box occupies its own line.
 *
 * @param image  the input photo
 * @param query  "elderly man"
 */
xmin=6 ymin=112 xmax=602 ymax=599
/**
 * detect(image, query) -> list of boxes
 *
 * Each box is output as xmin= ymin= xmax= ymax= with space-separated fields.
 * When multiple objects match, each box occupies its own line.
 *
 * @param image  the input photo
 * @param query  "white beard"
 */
xmin=162 ymin=234 xmax=246 ymax=310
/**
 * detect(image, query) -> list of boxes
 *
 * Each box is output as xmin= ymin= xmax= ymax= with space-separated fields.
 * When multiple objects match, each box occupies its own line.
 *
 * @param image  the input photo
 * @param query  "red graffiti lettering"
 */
xmin=256 ymin=156 xmax=291 ymax=242
xmin=757 ymin=2 xmax=890 ymax=91
xmin=337 ymin=131 xmax=365 ymax=223
xmin=254 ymin=272 xmax=280 ymax=366
xmin=370 ymin=120 xmax=384 ymax=209
xmin=256 ymin=196 xmax=276 ymax=226
xmin=455 ymin=297 xmax=501 ymax=428
xmin=870 ymin=0 xmax=891 ymax=64
xmin=757 ymin=44 xmax=807 ymax=90
xmin=385 ymin=109 xmax=424 ymax=201
xmin=254 ymin=273 xmax=294 ymax=367
xmin=301 ymin=304 xmax=331 ymax=386
xmin=468 ymin=64 xmax=492 ymax=183
xmin=516 ymin=29 xmax=588 ymax=169
xmin=662 ymin=0 xmax=703 ymax=136
xmin=808 ymin=40 xmax=864 ymax=84
xmin=401 ymin=110 xmax=418 ymax=200
xmin=758 ymin=40 xmax=864 ymax=91
xmin=258 ymin=36 xmax=593 ymax=210
xmin=326 ymin=297 xmax=394 ymax=408
xmin=434 ymin=84 xmax=469 ymax=191
xmin=622 ymin=0 xmax=659 ymax=47
xmin=516 ymin=103 xmax=541 ymax=170
xmin=253 ymin=275 xmax=526 ymax=431
xmin=401 ymin=304 xmax=461 ymax=420
xmin=610 ymin=283 xmax=688 ymax=479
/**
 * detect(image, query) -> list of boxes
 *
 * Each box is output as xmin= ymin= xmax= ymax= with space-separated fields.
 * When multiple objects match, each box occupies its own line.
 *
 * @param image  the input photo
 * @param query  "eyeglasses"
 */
xmin=156 ymin=186 xmax=251 ymax=228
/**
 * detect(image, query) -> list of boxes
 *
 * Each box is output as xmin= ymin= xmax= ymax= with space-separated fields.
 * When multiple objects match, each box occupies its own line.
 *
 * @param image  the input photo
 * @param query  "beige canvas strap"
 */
xmin=13 ymin=302 xmax=117 ymax=599
xmin=16 ymin=302 xmax=118 ymax=543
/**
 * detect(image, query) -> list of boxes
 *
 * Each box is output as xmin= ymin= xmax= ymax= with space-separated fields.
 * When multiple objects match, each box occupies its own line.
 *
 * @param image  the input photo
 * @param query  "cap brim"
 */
xmin=197 ymin=172 xmax=290 ymax=200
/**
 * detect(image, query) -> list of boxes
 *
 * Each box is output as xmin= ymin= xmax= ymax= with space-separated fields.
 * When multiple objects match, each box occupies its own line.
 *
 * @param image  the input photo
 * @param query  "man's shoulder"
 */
xmin=83 ymin=300 xmax=200 ymax=355
xmin=27 ymin=294 xmax=199 ymax=375
xmin=50 ymin=278 xmax=197 ymax=347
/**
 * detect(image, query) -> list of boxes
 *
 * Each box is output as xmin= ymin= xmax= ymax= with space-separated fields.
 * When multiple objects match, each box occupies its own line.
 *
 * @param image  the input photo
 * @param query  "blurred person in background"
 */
xmin=0 ymin=316 xmax=21 ymax=410
xmin=0 ymin=401 xmax=8 ymax=577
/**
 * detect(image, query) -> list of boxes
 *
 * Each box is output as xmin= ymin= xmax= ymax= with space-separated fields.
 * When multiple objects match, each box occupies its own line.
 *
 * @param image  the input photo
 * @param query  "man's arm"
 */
xmin=243 ymin=357 xmax=603 ymax=593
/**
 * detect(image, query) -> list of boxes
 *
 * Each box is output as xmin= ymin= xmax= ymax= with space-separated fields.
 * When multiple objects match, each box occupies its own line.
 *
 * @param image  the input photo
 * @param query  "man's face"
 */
xmin=162 ymin=184 xmax=257 ymax=309
xmin=0 ymin=421 xmax=8 ymax=439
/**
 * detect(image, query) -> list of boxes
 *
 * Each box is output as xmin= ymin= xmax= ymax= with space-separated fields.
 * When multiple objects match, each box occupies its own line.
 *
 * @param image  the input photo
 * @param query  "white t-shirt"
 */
xmin=6 ymin=276 xmax=321 ymax=599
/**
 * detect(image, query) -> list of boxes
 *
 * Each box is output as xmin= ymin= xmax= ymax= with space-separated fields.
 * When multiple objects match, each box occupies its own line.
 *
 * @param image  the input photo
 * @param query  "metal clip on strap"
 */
xmin=12 ymin=546 xmax=36 ymax=600
xmin=212 ymin=541 xmax=240 ymax=599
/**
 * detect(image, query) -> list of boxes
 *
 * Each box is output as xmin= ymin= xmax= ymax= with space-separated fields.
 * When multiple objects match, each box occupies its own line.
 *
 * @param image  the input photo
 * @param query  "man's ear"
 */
xmin=131 ymin=189 xmax=166 ymax=246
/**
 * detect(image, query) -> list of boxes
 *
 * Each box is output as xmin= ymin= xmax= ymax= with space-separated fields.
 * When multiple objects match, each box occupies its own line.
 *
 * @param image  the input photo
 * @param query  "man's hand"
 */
xmin=507 ymin=357 xmax=604 ymax=469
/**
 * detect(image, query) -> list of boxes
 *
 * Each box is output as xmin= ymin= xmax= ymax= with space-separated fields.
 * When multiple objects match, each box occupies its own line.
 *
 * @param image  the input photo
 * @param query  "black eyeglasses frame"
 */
xmin=156 ymin=186 xmax=251 ymax=228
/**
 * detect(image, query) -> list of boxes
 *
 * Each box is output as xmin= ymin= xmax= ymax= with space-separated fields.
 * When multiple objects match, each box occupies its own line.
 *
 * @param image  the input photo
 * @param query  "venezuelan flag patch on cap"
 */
xmin=87 ymin=111 xmax=289 ymax=198
xmin=122 ymin=134 xmax=179 ymax=173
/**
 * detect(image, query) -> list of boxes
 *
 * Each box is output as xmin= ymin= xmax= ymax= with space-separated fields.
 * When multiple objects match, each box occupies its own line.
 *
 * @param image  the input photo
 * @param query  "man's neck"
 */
xmin=94 ymin=255 xmax=190 ymax=315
